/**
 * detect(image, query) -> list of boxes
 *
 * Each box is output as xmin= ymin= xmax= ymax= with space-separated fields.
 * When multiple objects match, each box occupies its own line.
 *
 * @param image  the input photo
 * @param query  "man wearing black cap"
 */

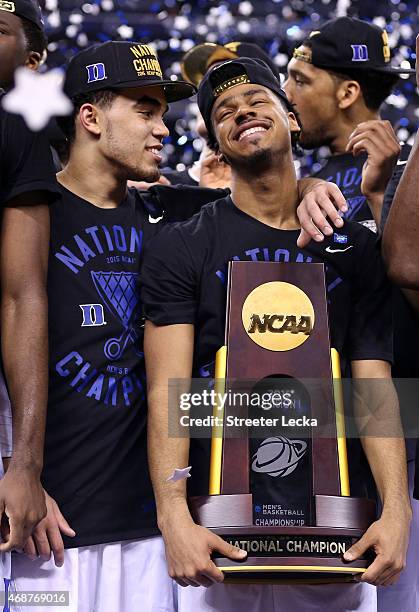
xmin=142 ymin=56 xmax=410 ymax=611
xmin=0 ymin=0 xmax=47 ymax=89
xmin=284 ymin=16 xmax=413 ymax=238
xmin=159 ymin=41 xmax=280 ymax=188
xmin=9 ymin=41 xmax=196 ymax=611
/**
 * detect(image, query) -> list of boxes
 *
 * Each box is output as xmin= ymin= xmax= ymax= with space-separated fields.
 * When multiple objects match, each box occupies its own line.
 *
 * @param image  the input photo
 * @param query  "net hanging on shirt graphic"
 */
xmin=91 ymin=271 xmax=142 ymax=360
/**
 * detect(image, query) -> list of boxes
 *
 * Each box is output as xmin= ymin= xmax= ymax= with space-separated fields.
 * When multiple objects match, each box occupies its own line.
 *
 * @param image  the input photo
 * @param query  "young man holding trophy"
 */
xmin=142 ymin=57 xmax=411 ymax=611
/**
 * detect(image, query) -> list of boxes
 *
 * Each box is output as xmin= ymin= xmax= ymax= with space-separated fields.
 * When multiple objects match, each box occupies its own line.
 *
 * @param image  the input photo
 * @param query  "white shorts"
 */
xmin=177 ymin=581 xmax=376 ymax=612
xmin=10 ymin=536 xmax=176 ymax=612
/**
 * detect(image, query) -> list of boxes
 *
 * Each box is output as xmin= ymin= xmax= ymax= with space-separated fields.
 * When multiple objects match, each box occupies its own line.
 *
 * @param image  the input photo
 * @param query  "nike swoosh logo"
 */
xmin=396 ymin=160 xmax=408 ymax=166
xmin=148 ymin=215 xmax=163 ymax=224
xmin=325 ymin=246 xmax=354 ymax=253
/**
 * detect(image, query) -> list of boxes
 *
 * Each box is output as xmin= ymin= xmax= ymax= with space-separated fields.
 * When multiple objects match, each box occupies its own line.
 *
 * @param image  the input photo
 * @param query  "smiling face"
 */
xmin=211 ymin=83 xmax=299 ymax=170
xmin=283 ymin=47 xmax=342 ymax=149
xmin=89 ymin=85 xmax=170 ymax=182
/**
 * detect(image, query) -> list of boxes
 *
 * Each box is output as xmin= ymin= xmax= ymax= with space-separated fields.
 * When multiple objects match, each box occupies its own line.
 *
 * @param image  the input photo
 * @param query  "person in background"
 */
xmin=284 ymin=16 xmax=413 ymax=239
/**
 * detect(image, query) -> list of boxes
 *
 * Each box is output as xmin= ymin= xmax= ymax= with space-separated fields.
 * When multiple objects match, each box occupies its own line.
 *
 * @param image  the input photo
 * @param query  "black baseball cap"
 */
xmin=182 ymin=41 xmax=280 ymax=86
xmin=64 ymin=41 xmax=196 ymax=102
xmin=293 ymin=17 xmax=415 ymax=75
xmin=198 ymin=57 xmax=293 ymax=143
xmin=0 ymin=0 xmax=44 ymax=29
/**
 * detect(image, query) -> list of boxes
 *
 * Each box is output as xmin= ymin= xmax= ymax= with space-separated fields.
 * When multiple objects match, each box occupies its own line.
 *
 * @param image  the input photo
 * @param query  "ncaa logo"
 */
xmin=80 ymin=304 xmax=107 ymax=327
xmin=351 ymin=44 xmax=369 ymax=62
xmin=86 ymin=63 xmax=107 ymax=84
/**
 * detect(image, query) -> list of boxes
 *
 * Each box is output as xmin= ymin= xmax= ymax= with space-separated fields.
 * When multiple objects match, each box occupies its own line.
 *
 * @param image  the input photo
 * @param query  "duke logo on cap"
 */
xmin=64 ymin=41 xmax=196 ymax=102
xmin=86 ymin=63 xmax=107 ymax=84
xmin=294 ymin=16 xmax=414 ymax=74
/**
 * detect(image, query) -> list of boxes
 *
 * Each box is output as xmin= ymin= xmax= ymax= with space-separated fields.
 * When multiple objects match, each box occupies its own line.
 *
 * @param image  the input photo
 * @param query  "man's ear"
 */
xmin=336 ymin=79 xmax=361 ymax=110
xmin=24 ymin=51 xmax=42 ymax=72
xmin=78 ymin=103 xmax=102 ymax=137
xmin=287 ymin=111 xmax=301 ymax=139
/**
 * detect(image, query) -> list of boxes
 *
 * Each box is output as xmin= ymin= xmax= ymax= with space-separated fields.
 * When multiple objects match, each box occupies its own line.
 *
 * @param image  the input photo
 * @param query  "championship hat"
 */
xmin=293 ymin=16 xmax=415 ymax=75
xmin=182 ymin=41 xmax=280 ymax=86
xmin=64 ymin=41 xmax=196 ymax=102
xmin=0 ymin=0 xmax=44 ymax=30
xmin=198 ymin=57 xmax=293 ymax=144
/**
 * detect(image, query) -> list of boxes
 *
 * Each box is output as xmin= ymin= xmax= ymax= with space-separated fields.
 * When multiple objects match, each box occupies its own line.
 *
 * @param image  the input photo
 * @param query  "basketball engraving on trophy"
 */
xmin=251 ymin=436 xmax=308 ymax=477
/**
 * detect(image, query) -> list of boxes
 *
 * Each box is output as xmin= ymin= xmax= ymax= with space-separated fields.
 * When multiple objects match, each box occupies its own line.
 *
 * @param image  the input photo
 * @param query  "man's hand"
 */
xmin=0 ymin=466 xmax=46 ymax=552
xmin=344 ymin=507 xmax=411 ymax=586
xmin=296 ymin=181 xmax=348 ymax=248
xmin=22 ymin=491 xmax=75 ymax=567
xmin=199 ymin=151 xmax=231 ymax=189
xmin=346 ymin=120 xmax=400 ymax=212
xmin=161 ymin=512 xmax=247 ymax=587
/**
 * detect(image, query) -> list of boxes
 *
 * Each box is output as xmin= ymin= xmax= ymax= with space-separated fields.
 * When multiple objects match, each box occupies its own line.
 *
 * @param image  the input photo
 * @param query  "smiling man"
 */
xmin=9 ymin=41 xmax=195 ymax=612
xmin=141 ymin=57 xmax=411 ymax=612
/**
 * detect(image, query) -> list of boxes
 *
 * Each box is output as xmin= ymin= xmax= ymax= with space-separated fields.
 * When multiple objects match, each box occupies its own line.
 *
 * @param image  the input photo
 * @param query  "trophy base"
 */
xmin=212 ymin=525 xmax=371 ymax=584
xmin=189 ymin=494 xmax=375 ymax=584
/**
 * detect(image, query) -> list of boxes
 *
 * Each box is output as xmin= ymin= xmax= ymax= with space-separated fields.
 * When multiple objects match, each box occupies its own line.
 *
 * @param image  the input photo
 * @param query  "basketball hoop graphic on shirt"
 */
xmin=91 ymin=271 xmax=142 ymax=361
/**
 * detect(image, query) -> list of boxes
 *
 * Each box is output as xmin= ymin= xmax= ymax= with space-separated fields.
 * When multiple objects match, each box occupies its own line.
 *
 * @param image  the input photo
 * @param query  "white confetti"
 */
xmin=118 ymin=25 xmax=134 ymax=39
xmin=167 ymin=467 xmax=192 ymax=482
xmin=2 ymin=68 xmax=73 ymax=132
xmin=238 ymin=1 xmax=253 ymax=16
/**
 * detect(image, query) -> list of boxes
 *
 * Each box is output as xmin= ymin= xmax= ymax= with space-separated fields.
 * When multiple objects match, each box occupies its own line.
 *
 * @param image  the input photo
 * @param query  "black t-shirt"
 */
xmin=43 ymin=186 xmax=161 ymax=548
xmin=141 ymin=195 xmax=393 ymax=499
xmin=141 ymin=184 xmax=229 ymax=223
xmin=312 ymin=152 xmax=375 ymax=230
xmin=0 ymin=96 xmax=59 ymax=205
xmin=162 ymin=167 xmax=199 ymax=186
xmin=380 ymin=144 xmax=411 ymax=233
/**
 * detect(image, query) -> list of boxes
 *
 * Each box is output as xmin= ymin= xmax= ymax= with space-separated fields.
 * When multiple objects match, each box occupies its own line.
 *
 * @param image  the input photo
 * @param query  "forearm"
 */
xmin=365 ymin=194 xmax=384 ymax=228
xmin=148 ymin=383 xmax=192 ymax=529
xmin=353 ymin=374 xmax=410 ymax=514
xmin=383 ymin=131 xmax=419 ymax=287
xmin=1 ymin=291 xmax=48 ymax=474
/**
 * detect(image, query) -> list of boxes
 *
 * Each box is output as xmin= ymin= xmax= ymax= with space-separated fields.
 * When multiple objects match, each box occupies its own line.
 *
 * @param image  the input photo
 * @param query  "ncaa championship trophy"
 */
xmin=189 ymin=261 xmax=376 ymax=583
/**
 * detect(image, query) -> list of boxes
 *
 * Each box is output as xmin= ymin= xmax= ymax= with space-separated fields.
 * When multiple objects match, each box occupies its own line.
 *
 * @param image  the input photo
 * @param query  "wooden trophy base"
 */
xmin=190 ymin=494 xmax=376 ymax=584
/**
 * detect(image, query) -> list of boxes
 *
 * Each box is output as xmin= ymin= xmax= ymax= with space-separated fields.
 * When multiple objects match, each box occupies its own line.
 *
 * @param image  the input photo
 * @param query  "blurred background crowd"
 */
xmin=38 ymin=0 xmax=419 ymax=175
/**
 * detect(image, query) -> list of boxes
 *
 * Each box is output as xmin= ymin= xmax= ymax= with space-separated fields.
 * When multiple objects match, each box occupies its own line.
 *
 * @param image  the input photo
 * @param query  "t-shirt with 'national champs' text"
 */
xmin=43 ymin=185 xmax=161 ymax=549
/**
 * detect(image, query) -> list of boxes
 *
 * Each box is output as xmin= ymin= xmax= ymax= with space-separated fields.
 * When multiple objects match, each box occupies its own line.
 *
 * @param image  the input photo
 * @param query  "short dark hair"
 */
xmin=328 ymin=68 xmax=399 ymax=111
xmin=20 ymin=16 xmax=47 ymax=56
xmin=302 ymin=38 xmax=399 ymax=111
xmin=207 ymin=97 xmax=302 ymax=150
xmin=57 ymin=89 xmax=118 ymax=144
